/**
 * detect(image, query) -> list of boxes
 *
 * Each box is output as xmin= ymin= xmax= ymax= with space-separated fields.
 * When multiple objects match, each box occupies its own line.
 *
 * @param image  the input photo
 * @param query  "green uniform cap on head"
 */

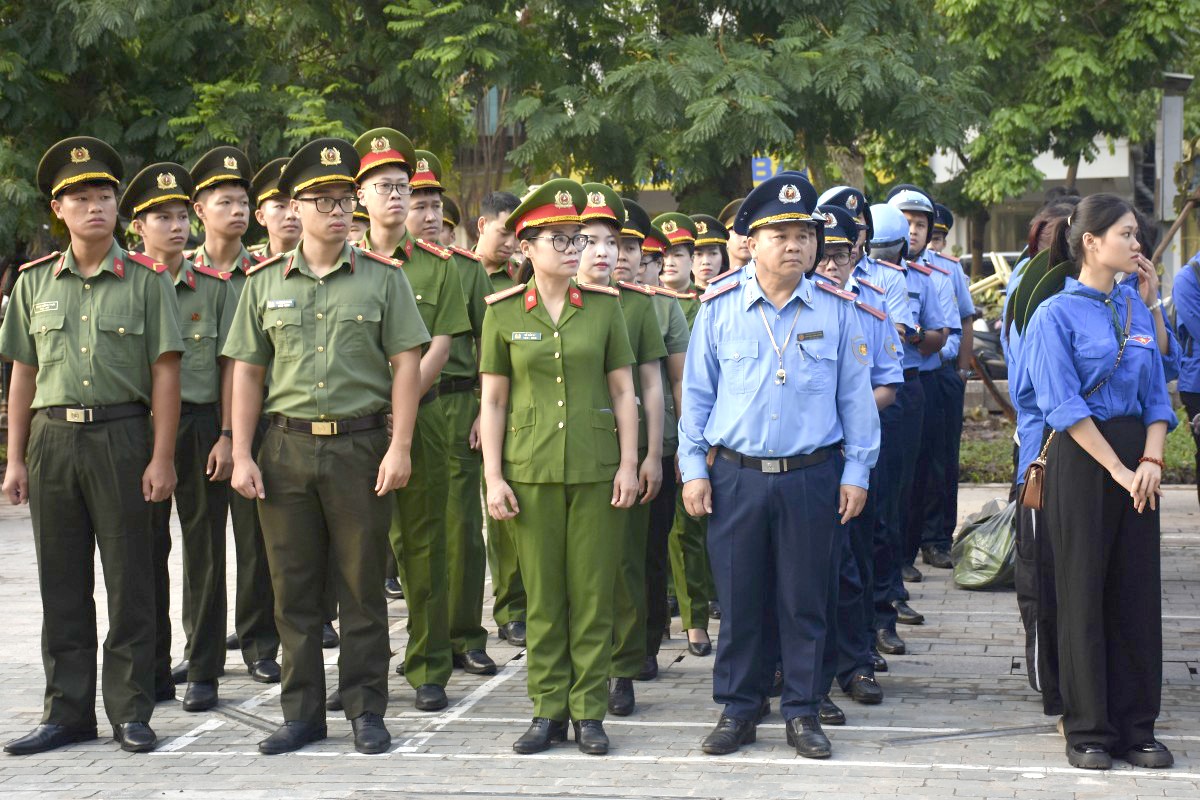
xmin=580 ymin=182 xmax=624 ymax=229
xmin=189 ymin=146 xmax=253 ymax=199
xmin=505 ymin=178 xmax=587 ymax=235
xmin=278 ymin=138 xmax=359 ymax=197
xmin=119 ymin=162 xmax=194 ymax=219
xmin=411 ymin=149 xmax=444 ymax=191
xmin=38 ymin=136 xmax=123 ymax=198
xmin=651 ymin=212 xmax=698 ymax=247
xmin=442 ymin=195 xmax=461 ymax=228
xmin=717 ymin=198 xmax=744 ymax=228
xmin=691 ymin=214 xmax=728 ymax=247
xmin=251 ymin=157 xmax=290 ymax=205
xmin=619 ymin=197 xmax=652 ymax=241
xmin=353 ymin=128 xmax=417 ymax=182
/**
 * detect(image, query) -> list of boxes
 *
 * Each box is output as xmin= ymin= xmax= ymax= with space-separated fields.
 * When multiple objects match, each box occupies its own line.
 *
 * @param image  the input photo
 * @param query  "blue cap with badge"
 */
xmin=815 ymin=205 xmax=858 ymax=246
xmin=734 ymin=173 xmax=823 ymax=268
xmin=933 ymin=203 xmax=954 ymax=234
xmin=817 ymin=186 xmax=873 ymax=241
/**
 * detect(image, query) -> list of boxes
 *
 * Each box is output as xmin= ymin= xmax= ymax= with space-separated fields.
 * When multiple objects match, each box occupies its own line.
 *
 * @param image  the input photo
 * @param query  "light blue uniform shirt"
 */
xmin=854 ymin=255 xmax=910 ymax=329
xmin=925 ymin=250 xmax=975 ymax=364
xmin=1007 ymin=321 xmax=1046 ymax=485
xmin=900 ymin=263 xmax=955 ymax=370
xmin=1026 ymin=278 xmax=1176 ymax=433
xmin=679 ymin=272 xmax=881 ymax=488
xmin=916 ymin=257 xmax=961 ymax=371
xmin=845 ymin=275 xmax=904 ymax=389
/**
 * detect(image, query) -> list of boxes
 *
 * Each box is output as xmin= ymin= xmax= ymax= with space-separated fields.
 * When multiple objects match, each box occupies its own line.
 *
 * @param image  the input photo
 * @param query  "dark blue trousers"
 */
xmin=821 ymin=474 xmax=877 ymax=696
xmin=708 ymin=453 xmax=841 ymax=722
xmin=905 ymin=370 xmax=945 ymax=564
xmin=879 ymin=375 xmax=923 ymax=627
xmin=934 ymin=364 xmax=966 ymax=548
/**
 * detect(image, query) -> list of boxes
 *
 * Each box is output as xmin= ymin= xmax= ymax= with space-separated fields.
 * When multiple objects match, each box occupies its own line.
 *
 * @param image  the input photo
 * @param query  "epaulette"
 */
xmin=578 ymin=281 xmax=620 ymax=296
xmin=246 ymin=253 xmax=285 ymax=276
xmin=854 ymin=300 xmax=887 ymax=321
xmin=923 ymin=259 xmax=950 ymax=275
xmin=856 ymin=277 xmax=884 ymax=295
xmin=128 ymin=252 xmax=168 ymax=273
xmin=651 ymin=285 xmax=697 ymax=300
xmin=700 ymin=282 xmax=738 ymax=303
xmin=447 ymin=245 xmax=481 ymax=262
xmin=193 ymin=263 xmax=231 ymax=281
xmin=415 ymin=239 xmax=452 ymax=260
xmin=360 ymin=249 xmax=404 ymax=268
xmin=816 ymin=281 xmax=856 ymax=302
xmin=877 ymin=259 xmax=906 ymax=272
xmin=709 ymin=265 xmax=744 ymax=284
xmin=18 ymin=252 xmax=60 ymax=272
xmin=485 ymin=283 xmax=527 ymax=305
xmin=618 ymin=280 xmax=654 ymax=296
xmin=934 ymin=251 xmax=961 ymax=263
xmin=905 ymin=260 xmax=933 ymax=276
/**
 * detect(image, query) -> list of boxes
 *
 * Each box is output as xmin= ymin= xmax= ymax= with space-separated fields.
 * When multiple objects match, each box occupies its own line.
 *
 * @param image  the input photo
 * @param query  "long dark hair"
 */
xmin=1044 ymin=193 xmax=1134 ymax=275
xmin=1027 ymin=200 xmax=1078 ymax=256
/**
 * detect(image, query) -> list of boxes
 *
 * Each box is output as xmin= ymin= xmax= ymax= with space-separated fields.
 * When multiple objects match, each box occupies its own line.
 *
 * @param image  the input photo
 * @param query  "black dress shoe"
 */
xmin=708 ymin=600 xmax=722 ymax=619
xmin=572 ymin=719 xmax=609 ymax=755
xmin=326 ymin=688 xmax=343 ymax=712
xmin=414 ymin=684 xmax=448 ymax=711
xmin=786 ymin=716 xmax=831 ymax=759
xmin=921 ymin=546 xmax=953 ymax=569
xmin=687 ymin=632 xmax=712 ymax=657
xmin=249 ymin=659 xmax=282 ymax=683
xmin=351 ymin=712 xmax=391 ymax=754
xmin=498 ymin=620 xmax=527 ymax=647
xmin=383 ymin=577 xmax=405 ymax=600
xmin=872 ymin=651 xmax=888 ymax=672
xmin=3 ymin=724 xmax=97 ymax=755
xmin=452 ymin=650 xmax=498 ymax=675
xmin=182 ymin=681 xmax=218 ymax=712
xmin=113 ymin=722 xmax=157 ymax=753
xmin=171 ymin=661 xmax=189 ymax=684
xmin=259 ymin=721 xmax=327 ymax=755
xmin=155 ymin=681 xmax=177 ymax=703
xmin=1119 ymin=740 xmax=1173 ymax=768
xmin=818 ymin=695 xmax=846 ymax=726
xmin=901 ymin=564 xmax=923 ymax=583
xmin=846 ymin=673 xmax=883 ymax=705
xmin=769 ymin=666 xmax=784 ymax=697
xmin=512 ymin=718 xmax=567 ymax=754
xmin=1067 ymin=741 xmax=1112 ymax=769
xmin=667 ymin=595 xmax=680 ymax=617
xmin=226 ymin=633 xmax=241 ymax=650
xmin=635 ymin=656 xmax=658 ymax=681
xmin=875 ymin=628 xmax=906 ymax=655
xmin=701 ymin=714 xmax=756 ymax=755
xmin=322 ymin=622 xmax=340 ymax=649
xmin=893 ymin=599 xmax=925 ymax=625
xmin=395 ymin=660 xmax=406 ymax=676
xmin=608 ymin=677 xmax=635 ymax=716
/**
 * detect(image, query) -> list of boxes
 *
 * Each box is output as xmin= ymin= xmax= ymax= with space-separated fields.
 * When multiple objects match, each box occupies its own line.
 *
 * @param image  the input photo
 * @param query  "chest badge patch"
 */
xmin=512 ymin=332 xmax=543 ymax=341
xmin=1128 ymin=334 xmax=1153 ymax=345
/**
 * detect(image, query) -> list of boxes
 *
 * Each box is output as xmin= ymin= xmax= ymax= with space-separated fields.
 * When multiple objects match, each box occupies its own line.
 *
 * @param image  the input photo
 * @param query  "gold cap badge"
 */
xmin=695 ymin=220 xmax=708 ymax=235
xmin=779 ymin=184 xmax=801 ymax=204
xmin=223 ymin=156 xmax=238 ymax=171
xmin=415 ymin=158 xmax=429 ymax=173
xmin=662 ymin=220 xmax=678 ymax=234
xmin=586 ymin=191 xmax=605 ymax=208
xmin=553 ymin=191 xmax=573 ymax=209
xmin=69 ymin=147 xmax=90 ymax=164
xmin=320 ymin=147 xmax=342 ymax=167
xmin=371 ymin=137 xmax=390 ymax=154
xmin=156 ymin=172 xmax=178 ymax=190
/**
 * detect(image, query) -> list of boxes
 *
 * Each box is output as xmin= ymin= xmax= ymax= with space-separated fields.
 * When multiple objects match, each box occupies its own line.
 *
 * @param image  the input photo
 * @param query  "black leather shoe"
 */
xmin=1119 ymin=740 xmax=1173 ymax=768
xmin=155 ymin=680 xmax=176 ymax=703
xmin=326 ymin=689 xmax=343 ymax=712
xmin=351 ymin=712 xmax=391 ymax=754
xmin=846 ymin=673 xmax=883 ymax=705
xmin=383 ymin=577 xmax=404 ymax=600
xmin=259 ymin=721 xmax=327 ymax=755
xmin=395 ymin=660 xmax=406 ymax=675
xmin=249 ymin=659 xmax=281 ymax=683
xmin=901 ymin=564 xmax=923 ymax=583
xmin=708 ymin=600 xmax=722 ymax=619
xmin=452 ymin=650 xmax=498 ymax=675
xmin=113 ymin=722 xmax=157 ymax=753
xmin=818 ymin=695 xmax=846 ymax=726
xmin=572 ymin=719 xmax=609 ymax=755
xmin=182 ymin=681 xmax=218 ymax=712
xmin=3 ymin=724 xmax=97 ymax=755
xmin=701 ymin=715 xmax=756 ymax=755
xmin=171 ymin=661 xmax=189 ymax=684
xmin=921 ymin=546 xmax=953 ymax=569
xmin=875 ymin=628 xmax=906 ymax=655
xmin=322 ymin=622 xmax=340 ymax=649
xmin=786 ymin=715 xmax=831 ymax=759
xmin=1067 ymin=742 xmax=1112 ymax=769
xmin=226 ymin=633 xmax=241 ymax=650
xmin=872 ymin=651 xmax=888 ymax=672
xmin=608 ymin=677 xmax=635 ymax=716
xmin=513 ymin=718 xmax=567 ymax=754
xmin=667 ymin=595 xmax=680 ymax=617
xmin=687 ymin=631 xmax=712 ymax=657
xmin=636 ymin=656 xmax=658 ymax=681
xmin=769 ymin=666 xmax=784 ymax=697
xmin=414 ymin=684 xmax=448 ymax=712
xmin=498 ymin=620 xmax=527 ymax=647
xmin=893 ymin=599 xmax=925 ymax=625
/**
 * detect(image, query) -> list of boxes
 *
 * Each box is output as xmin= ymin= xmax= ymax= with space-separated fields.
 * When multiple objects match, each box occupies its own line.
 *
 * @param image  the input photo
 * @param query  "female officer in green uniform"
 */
xmin=480 ymin=179 xmax=640 ymax=756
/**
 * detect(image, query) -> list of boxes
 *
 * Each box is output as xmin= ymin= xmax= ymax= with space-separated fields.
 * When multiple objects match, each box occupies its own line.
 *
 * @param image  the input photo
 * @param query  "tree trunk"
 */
xmin=970 ymin=207 xmax=989 ymax=281
xmin=1065 ymin=154 xmax=1081 ymax=195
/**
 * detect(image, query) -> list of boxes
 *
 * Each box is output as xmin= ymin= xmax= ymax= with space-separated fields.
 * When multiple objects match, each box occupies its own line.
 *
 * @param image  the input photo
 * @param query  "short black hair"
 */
xmin=480 ymin=191 xmax=520 ymax=219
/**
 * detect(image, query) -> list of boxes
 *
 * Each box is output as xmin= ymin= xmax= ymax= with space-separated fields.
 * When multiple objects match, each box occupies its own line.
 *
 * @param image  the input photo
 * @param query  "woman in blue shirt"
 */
xmin=1025 ymin=194 xmax=1176 ymax=771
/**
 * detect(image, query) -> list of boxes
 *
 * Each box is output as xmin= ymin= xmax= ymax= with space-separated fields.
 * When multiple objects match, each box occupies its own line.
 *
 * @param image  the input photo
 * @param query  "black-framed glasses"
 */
xmin=529 ymin=233 xmax=588 ymax=253
xmin=297 ymin=196 xmax=358 ymax=213
xmin=370 ymin=181 xmax=413 ymax=197
xmin=820 ymin=251 xmax=852 ymax=267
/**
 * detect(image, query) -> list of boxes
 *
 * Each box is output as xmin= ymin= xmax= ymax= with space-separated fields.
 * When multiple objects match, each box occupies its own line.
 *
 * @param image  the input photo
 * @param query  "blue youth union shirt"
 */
xmin=1173 ymin=257 xmax=1200 ymax=393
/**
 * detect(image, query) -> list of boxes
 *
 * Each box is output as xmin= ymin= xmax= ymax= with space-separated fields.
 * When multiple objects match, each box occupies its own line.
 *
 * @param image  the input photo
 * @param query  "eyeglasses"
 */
xmin=297 ymin=196 xmax=358 ymax=213
xmin=370 ymin=181 xmax=413 ymax=197
xmin=820 ymin=251 xmax=853 ymax=267
xmin=529 ymin=233 xmax=589 ymax=253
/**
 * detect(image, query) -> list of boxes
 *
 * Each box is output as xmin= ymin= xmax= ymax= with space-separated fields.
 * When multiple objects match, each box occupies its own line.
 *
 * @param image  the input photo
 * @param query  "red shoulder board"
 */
xmin=19 ymin=251 xmax=60 ymax=272
xmin=700 ymin=282 xmax=738 ymax=303
xmin=415 ymin=239 xmax=452 ymax=260
xmin=877 ymin=259 xmax=906 ymax=272
xmin=924 ymin=259 xmax=949 ymax=275
xmin=937 ymin=252 xmax=960 ymax=263
xmin=484 ymin=283 xmax=527 ymax=305
xmin=246 ymin=253 xmax=286 ymax=276
xmin=651 ymin=285 xmax=697 ymax=300
xmin=816 ymin=281 xmax=855 ymax=302
xmin=578 ymin=281 xmax=620 ymax=296
xmin=856 ymin=277 xmax=884 ymax=294
xmin=709 ymin=265 xmax=744 ymax=284
xmin=193 ymin=264 xmax=231 ymax=281
xmin=448 ymin=245 xmax=481 ymax=262
xmin=360 ymin=249 xmax=404 ymax=268
xmin=618 ymin=280 xmax=654 ymax=296
xmin=906 ymin=260 xmax=933 ymax=276
xmin=128 ymin=252 xmax=168 ymax=273
xmin=855 ymin=301 xmax=887 ymax=321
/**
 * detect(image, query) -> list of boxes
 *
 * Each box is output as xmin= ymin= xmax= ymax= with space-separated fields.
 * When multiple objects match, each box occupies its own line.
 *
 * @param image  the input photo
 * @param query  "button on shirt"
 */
xmin=678 ymin=273 xmax=880 ymax=488
xmin=1026 ymin=278 xmax=1175 ymax=433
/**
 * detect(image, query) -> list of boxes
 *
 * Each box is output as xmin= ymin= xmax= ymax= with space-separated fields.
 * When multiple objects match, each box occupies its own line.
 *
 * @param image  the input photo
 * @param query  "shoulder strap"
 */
xmin=1082 ymin=296 xmax=1133 ymax=400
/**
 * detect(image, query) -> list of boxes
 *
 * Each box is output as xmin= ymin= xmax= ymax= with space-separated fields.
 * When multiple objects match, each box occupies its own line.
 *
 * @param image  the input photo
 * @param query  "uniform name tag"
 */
xmin=511 ymin=332 xmax=542 ymax=341
xmin=908 ymin=291 xmax=921 ymax=299
xmin=796 ymin=331 xmax=824 ymax=342
xmin=33 ymin=301 xmax=59 ymax=314
xmin=266 ymin=299 xmax=296 ymax=309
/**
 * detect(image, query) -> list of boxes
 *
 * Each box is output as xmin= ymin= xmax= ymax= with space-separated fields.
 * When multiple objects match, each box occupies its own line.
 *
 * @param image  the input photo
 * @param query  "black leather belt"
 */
xmin=717 ymin=444 xmax=839 ymax=474
xmin=43 ymin=402 xmax=149 ymax=424
xmin=180 ymin=402 xmax=217 ymax=415
xmin=420 ymin=386 xmax=439 ymax=406
xmin=271 ymin=414 xmax=386 ymax=436
xmin=436 ymin=376 xmax=478 ymax=396
xmin=903 ymin=368 xmax=919 ymax=380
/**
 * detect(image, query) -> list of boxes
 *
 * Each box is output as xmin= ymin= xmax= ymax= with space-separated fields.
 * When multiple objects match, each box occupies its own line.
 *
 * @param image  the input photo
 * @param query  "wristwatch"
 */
xmin=220 ymin=429 xmax=233 ymax=439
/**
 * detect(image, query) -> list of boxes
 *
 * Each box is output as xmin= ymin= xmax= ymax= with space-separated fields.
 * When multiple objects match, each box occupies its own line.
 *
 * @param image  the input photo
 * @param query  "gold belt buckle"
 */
xmin=761 ymin=458 xmax=782 ymax=474
xmin=65 ymin=408 xmax=89 ymax=423
xmin=310 ymin=421 xmax=336 ymax=436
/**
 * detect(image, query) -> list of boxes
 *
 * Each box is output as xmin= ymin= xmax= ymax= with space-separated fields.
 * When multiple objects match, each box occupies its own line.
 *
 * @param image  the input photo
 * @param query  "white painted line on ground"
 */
xmin=157 ymin=718 xmax=225 ymax=752
xmin=383 ymin=714 xmax=964 ymax=734
xmin=395 ymin=657 xmax=526 ymax=752
xmin=237 ymin=684 xmax=282 ymax=711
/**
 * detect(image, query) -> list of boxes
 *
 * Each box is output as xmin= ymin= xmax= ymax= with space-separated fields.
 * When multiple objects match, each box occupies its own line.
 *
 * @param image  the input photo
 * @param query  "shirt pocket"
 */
xmin=181 ymin=320 xmax=218 ymax=371
xmin=263 ymin=307 xmax=303 ymax=362
xmin=29 ymin=313 xmax=66 ymax=366
xmin=795 ymin=337 xmax=837 ymax=394
xmin=97 ymin=313 xmax=145 ymax=367
xmin=589 ymin=408 xmax=620 ymax=467
xmin=503 ymin=406 xmax=536 ymax=466
xmin=413 ymin=281 xmax=441 ymax=324
xmin=337 ymin=304 xmax=381 ymax=358
xmin=716 ymin=339 xmax=758 ymax=395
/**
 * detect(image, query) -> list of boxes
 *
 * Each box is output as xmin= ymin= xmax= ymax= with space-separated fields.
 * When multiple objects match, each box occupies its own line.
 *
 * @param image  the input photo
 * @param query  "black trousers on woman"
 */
xmin=1044 ymin=416 xmax=1161 ymax=752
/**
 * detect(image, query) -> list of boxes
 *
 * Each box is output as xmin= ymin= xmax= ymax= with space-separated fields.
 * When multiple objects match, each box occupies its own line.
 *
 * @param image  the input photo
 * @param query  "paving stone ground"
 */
xmin=0 ymin=485 xmax=1197 ymax=799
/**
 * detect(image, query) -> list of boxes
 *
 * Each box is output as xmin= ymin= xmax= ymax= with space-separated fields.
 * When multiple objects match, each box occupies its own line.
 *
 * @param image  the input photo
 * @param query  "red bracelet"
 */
xmin=1138 ymin=456 xmax=1165 ymax=469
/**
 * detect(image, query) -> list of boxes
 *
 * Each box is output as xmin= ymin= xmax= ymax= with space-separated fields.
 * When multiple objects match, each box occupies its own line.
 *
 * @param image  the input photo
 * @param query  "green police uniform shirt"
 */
xmin=480 ymin=277 xmax=635 ymax=485
xmin=443 ymin=248 xmax=493 ymax=381
xmin=613 ymin=282 xmax=669 ymax=450
xmin=222 ymin=242 xmax=431 ymax=420
xmin=679 ymin=287 xmax=701 ymax=329
xmin=0 ymin=241 xmax=185 ymax=409
xmin=192 ymin=242 xmax=258 ymax=298
xmin=651 ymin=292 xmax=690 ymax=457
xmin=367 ymin=230 xmax=470 ymax=347
xmin=487 ymin=261 xmax=518 ymax=294
xmin=173 ymin=260 xmax=238 ymax=405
